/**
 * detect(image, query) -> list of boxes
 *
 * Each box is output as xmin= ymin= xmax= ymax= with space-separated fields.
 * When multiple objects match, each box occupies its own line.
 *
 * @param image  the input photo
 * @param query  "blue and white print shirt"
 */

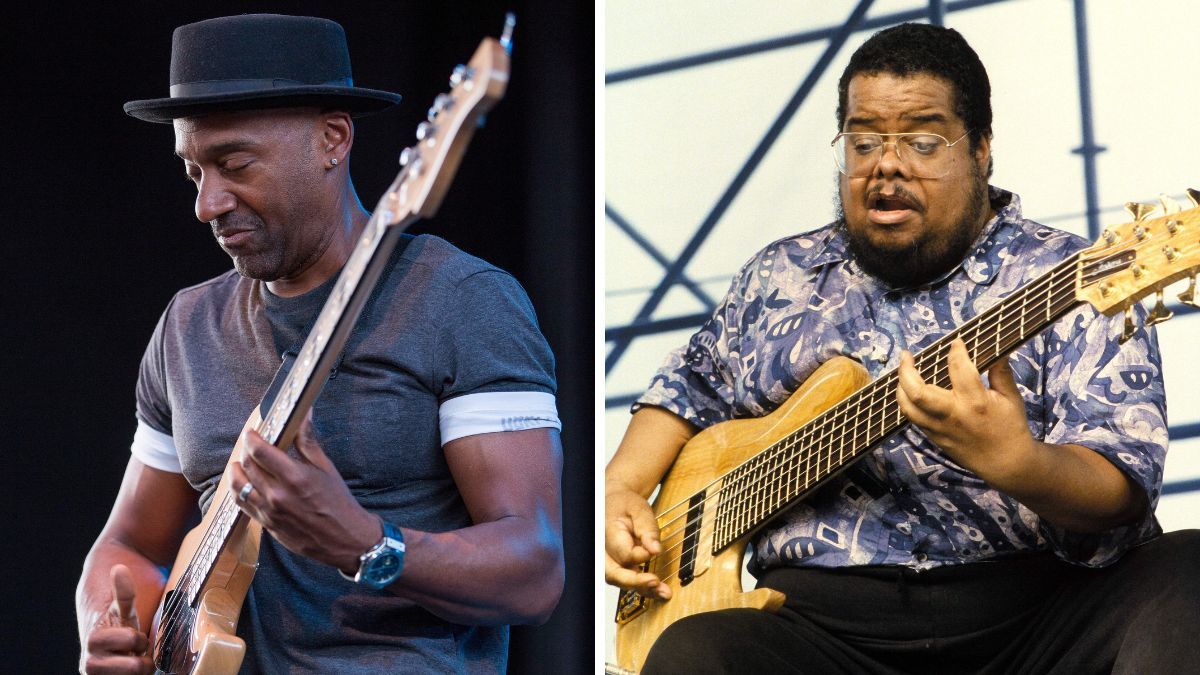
xmin=635 ymin=187 xmax=1166 ymax=571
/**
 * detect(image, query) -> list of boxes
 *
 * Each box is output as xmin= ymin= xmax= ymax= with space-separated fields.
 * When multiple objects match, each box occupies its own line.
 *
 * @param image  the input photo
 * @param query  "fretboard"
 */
xmin=178 ymin=209 xmax=408 ymax=606
xmin=709 ymin=252 xmax=1088 ymax=552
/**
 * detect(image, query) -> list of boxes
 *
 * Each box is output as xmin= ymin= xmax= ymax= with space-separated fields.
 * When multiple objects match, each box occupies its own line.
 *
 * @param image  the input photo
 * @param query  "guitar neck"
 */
xmin=180 ymin=213 xmax=408 ymax=606
xmin=709 ymin=252 xmax=1085 ymax=552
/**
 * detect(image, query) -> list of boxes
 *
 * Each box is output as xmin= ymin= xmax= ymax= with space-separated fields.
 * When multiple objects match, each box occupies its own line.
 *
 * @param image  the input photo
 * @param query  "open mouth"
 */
xmin=867 ymin=192 xmax=919 ymax=224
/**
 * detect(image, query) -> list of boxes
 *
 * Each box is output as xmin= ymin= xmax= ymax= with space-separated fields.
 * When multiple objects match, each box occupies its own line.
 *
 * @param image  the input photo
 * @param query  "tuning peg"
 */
xmin=450 ymin=64 xmax=474 ymax=88
xmin=1146 ymin=290 xmax=1175 ymax=326
xmin=1125 ymin=201 xmax=1156 ymax=222
xmin=500 ymin=12 xmax=516 ymax=56
xmin=1179 ymin=276 xmax=1198 ymax=308
xmin=427 ymin=93 xmax=453 ymax=122
xmin=416 ymin=121 xmax=437 ymax=144
xmin=1159 ymin=194 xmax=1183 ymax=215
xmin=398 ymin=146 xmax=416 ymax=167
xmin=1113 ymin=306 xmax=1132 ymax=345
xmin=1186 ymin=188 xmax=1200 ymax=208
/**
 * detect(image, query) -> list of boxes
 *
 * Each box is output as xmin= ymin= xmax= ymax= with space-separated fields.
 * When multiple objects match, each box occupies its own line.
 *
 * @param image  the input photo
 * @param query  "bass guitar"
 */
xmin=609 ymin=190 xmax=1200 ymax=674
xmin=148 ymin=17 xmax=514 ymax=674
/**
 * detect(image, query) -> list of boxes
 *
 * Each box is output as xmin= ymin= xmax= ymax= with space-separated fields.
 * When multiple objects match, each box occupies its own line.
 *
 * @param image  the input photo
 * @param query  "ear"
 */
xmin=319 ymin=111 xmax=354 ymax=167
xmin=972 ymin=133 xmax=991 ymax=175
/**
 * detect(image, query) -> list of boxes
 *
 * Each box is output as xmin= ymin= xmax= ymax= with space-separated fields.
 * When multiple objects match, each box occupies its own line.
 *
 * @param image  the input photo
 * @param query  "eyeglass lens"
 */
xmin=833 ymin=134 xmax=957 ymax=179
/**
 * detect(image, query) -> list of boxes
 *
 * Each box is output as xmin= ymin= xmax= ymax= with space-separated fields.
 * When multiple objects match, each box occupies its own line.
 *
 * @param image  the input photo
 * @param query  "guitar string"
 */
xmin=155 ymin=212 xmax=408 ymax=657
xmin=156 ymin=361 xmax=308 ymax=654
xmin=646 ymin=278 xmax=1084 ymax=587
xmin=649 ymin=263 xmax=1084 ymax=574
xmin=644 ymin=237 xmax=1153 ymax=552
xmin=646 ymin=260 xmax=1079 ymax=559
xmin=646 ymin=252 xmax=1081 ymax=545
xmin=154 ymin=215 xmax=379 ymax=646
xmin=640 ymin=258 xmax=1086 ymax=582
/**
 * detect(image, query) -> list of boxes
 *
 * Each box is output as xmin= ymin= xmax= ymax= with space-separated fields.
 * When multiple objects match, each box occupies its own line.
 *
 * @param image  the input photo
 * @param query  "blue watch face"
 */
xmin=365 ymin=551 xmax=403 ymax=585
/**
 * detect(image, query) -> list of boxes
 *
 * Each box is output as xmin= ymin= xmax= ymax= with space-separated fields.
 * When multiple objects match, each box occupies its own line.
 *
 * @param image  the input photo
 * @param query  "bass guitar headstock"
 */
xmin=375 ymin=13 xmax=514 ymax=229
xmin=1075 ymin=189 xmax=1200 ymax=342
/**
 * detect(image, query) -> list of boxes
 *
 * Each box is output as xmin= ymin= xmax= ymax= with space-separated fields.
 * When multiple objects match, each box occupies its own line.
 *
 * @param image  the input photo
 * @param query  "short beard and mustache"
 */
xmin=834 ymin=164 xmax=988 ymax=289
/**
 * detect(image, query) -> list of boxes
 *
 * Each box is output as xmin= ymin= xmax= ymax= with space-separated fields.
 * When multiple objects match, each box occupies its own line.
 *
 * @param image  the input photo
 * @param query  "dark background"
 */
xmin=1 ymin=1 xmax=592 ymax=672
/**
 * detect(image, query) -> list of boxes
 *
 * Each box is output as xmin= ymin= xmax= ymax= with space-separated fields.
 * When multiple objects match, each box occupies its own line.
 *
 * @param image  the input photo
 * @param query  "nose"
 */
xmin=194 ymin=173 xmax=237 ymax=222
xmin=873 ymin=140 xmax=910 ymax=179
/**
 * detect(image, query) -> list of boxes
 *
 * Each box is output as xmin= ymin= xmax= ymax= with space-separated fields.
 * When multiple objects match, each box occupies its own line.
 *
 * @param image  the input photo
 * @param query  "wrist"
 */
xmin=985 ymin=436 xmax=1049 ymax=496
xmin=338 ymin=512 xmax=384 ymax=574
xmin=338 ymin=519 xmax=406 ymax=589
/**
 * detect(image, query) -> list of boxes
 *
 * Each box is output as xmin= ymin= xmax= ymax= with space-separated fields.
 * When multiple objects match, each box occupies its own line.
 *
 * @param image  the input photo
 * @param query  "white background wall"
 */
xmin=604 ymin=0 xmax=1200 ymax=662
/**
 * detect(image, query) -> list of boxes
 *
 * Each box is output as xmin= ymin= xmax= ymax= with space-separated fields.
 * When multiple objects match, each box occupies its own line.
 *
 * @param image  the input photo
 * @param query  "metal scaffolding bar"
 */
xmin=604 ymin=0 xmax=877 ymax=376
xmin=605 ymin=203 xmax=715 ymax=309
xmin=606 ymin=0 xmax=1008 ymax=84
xmin=1070 ymin=0 xmax=1107 ymax=240
xmin=929 ymin=0 xmax=947 ymax=25
xmin=605 ymin=311 xmax=712 ymax=343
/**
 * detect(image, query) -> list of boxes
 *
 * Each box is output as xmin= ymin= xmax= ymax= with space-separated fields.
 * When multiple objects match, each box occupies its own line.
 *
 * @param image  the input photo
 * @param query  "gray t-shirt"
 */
xmin=136 ymin=234 xmax=557 ymax=673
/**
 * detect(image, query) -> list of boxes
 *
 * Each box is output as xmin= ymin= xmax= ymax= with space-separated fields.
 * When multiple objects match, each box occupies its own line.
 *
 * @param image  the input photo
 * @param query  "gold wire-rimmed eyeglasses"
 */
xmin=831 ymin=131 xmax=971 ymax=179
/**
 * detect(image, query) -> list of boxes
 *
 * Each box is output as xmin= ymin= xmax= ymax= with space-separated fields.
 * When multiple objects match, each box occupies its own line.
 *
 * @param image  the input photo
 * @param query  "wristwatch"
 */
xmin=340 ymin=519 xmax=406 ymax=589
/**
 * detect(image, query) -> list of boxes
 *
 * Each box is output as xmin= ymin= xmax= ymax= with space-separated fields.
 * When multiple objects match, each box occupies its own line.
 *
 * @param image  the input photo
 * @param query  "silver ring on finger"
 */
xmin=238 ymin=481 xmax=255 ymax=503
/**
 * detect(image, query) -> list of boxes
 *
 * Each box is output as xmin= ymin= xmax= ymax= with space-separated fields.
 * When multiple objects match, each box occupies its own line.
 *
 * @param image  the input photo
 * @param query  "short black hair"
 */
xmin=836 ymin=23 xmax=992 ymax=151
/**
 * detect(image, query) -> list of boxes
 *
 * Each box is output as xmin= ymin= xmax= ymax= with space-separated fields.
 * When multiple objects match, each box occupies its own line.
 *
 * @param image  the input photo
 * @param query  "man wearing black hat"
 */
xmin=76 ymin=14 xmax=563 ymax=674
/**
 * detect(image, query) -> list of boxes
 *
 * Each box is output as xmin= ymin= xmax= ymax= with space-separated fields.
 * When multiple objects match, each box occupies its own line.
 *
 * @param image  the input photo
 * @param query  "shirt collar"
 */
xmin=805 ymin=185 xmax=1024 ymax=287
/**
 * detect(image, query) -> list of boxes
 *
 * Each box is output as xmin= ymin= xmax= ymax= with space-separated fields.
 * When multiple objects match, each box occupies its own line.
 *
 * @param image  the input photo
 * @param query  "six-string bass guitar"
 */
xmin=608 ymin=190 xmax=1200 ymax=674
xmin=148 ymin=17 xmax=515 ymax=674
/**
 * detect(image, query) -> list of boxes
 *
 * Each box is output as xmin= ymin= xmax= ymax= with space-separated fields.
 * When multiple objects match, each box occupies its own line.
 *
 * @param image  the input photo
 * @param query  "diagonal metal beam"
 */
xmin=605 ymin=0 xmax=1009 ymax=84
xmin=604 ymin=0 xmax=877 ymax=376
xmin=606 ymin=203 xmax=715 ymax=309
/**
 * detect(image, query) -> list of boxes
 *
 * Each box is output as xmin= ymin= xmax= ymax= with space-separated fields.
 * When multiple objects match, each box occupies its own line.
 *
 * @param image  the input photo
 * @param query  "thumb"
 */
xmin=109 ymin=564 xmax=140 ymax=630
xmin=988 ymin=356 xmax=1021 ymax=401
xmin=294 ymin=410 xmax=336 ymax=472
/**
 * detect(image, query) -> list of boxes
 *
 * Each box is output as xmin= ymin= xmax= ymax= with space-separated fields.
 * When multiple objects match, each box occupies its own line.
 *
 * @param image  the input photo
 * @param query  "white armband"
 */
xmin=438 ymin=391 xmax=561 ymax=445
xmin=130 ymin=420 xmax=183 ymax=473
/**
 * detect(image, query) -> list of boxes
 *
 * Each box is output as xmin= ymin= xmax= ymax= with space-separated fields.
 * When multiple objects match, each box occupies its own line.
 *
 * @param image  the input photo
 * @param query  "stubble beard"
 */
xmin=835 ymin=166 xmax=988 ymax=289
xmin=212 ymin=211 xmax=286 ymax=280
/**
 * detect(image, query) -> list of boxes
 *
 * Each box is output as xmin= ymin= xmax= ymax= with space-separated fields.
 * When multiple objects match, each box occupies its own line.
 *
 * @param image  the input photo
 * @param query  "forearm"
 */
xmin=987 ymin=441 xmax=1145 ymax=533
xmin=381 ymin=516 xmax=564 ymax=626
xmin=77 ymin=538 xmax=167 ymax=641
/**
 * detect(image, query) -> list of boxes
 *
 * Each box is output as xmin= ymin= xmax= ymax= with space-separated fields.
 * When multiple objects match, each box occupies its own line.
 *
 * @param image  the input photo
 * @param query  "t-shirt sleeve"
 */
xmin=132 ymin=301 xmax=183 ymax=472
xmin=135 ymin=304 xmax=174 ymax=437
xmin=434 ymin=269 xmax=558 ymax=441
xmin=1036 ymin=301 xmax=1167 ymax=567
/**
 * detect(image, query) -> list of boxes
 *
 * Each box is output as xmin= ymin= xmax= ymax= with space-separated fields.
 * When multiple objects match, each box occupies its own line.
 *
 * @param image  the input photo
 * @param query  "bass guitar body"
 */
xmin=150 ymin=411 xmax=263 ymax=675
xmin=614 ymin=356 xmax=871 ymax=673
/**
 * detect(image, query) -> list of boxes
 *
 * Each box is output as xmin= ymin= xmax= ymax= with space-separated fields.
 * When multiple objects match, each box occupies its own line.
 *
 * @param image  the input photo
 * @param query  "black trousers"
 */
xmin=643 ymin=530 xmax=1200 ymax=674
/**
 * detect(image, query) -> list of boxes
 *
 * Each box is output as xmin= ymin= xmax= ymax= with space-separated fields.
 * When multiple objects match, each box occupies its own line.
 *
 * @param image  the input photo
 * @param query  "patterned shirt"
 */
xmin=635 ymin=188 xmax=1166 ymax=571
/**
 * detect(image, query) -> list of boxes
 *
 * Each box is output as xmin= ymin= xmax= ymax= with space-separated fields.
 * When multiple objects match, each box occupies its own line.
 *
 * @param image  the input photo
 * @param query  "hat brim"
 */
xmin=123 ymin=86 xmax=402 ymax=123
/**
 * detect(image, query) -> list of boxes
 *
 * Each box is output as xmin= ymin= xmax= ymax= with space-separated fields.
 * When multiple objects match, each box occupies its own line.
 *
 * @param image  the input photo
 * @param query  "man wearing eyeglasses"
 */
xmin=605 ymin=22 xmax=1199 ymax=673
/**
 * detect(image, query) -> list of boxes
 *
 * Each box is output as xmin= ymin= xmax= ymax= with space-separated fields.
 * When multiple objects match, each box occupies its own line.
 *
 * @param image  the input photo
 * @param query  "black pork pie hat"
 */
xmin=123 ymin=14 xmax=402 ymax=123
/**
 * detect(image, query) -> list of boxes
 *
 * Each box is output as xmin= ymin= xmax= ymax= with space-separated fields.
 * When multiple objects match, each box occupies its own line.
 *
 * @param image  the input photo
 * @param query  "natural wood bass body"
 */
xmin=151 ymin=412 xmax=263 ymax=675
xmin=613 ymin=356 xmax=871 ymax=673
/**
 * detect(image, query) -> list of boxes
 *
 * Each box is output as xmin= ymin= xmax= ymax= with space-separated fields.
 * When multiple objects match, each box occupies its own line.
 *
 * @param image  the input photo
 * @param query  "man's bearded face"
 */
xmin=835 ymin=73 xmax=992 ymax=288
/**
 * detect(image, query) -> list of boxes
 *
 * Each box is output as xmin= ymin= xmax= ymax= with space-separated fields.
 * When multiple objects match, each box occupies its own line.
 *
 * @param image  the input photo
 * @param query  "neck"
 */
xmin=266 ymin=184 xmax=371 ymax=298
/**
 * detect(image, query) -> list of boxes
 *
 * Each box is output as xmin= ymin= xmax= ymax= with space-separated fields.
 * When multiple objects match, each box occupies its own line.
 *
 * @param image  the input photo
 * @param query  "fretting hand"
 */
xmin=230 ymin=411 xmax=382 ymax=574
